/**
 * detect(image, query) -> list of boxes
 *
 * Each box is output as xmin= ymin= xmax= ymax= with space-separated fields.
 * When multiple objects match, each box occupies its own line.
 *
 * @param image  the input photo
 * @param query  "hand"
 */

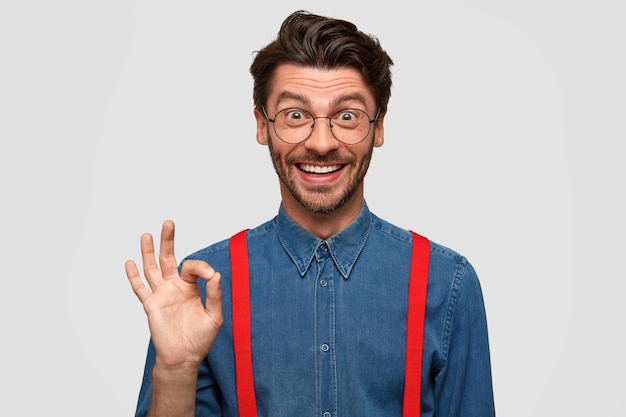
xmin=125 ymin=220 xmax=223 ymax=369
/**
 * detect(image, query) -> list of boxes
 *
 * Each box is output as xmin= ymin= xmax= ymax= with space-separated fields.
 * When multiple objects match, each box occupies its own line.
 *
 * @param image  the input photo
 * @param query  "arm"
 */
xmin=125 ymin=220 xmax=223 ymax=417
xmin=434 ymin=261 xmax=495 ymax=417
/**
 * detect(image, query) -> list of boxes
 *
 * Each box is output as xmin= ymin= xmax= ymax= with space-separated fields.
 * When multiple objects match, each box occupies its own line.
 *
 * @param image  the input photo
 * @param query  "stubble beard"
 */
xmin=268 ymin=137 xmax=375 ymax=215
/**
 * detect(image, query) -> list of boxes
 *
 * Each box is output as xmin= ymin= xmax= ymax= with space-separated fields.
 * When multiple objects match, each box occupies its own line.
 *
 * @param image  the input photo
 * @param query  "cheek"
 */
xmin=267 ymin=138 xmax=287 ymax=164
xmin=354 ymin=142 xmax=375 ymax=169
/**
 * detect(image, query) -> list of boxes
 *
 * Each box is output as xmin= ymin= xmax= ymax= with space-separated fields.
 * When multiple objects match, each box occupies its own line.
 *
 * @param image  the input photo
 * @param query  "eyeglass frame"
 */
xmin=261 ymin=105 xmax=381 ymax=145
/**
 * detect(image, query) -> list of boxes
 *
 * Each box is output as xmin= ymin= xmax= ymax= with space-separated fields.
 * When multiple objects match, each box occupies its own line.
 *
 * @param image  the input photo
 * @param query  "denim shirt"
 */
xmin=135 ymin=202 xmax=495 ymax=417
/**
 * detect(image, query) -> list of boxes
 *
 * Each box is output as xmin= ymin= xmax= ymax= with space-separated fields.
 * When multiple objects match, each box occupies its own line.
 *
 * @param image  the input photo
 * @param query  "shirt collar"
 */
xmin=276 ymin=201 xmax=372 ymax=280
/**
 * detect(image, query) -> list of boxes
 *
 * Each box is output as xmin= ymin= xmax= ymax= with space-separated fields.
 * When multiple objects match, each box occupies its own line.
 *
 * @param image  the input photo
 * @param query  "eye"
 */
xmin=337 ymin=110 xmax=357 ymax=121
xmin=285 ymin=109 xmax=307 ymax=120
xmin=333 ymin=109 xmax=364 ymax=127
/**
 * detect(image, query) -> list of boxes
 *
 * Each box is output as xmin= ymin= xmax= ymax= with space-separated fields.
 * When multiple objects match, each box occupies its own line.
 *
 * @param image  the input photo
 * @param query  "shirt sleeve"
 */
xmin=433 ymin=260 xmax=496 ymax=417
xmin=134 ymin=340 xmax=155 ymax=417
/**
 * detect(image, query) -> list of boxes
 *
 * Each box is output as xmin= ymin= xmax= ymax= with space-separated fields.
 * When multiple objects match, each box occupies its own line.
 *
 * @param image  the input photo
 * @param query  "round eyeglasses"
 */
xmin=262 ymin=106 xmax=381 ymax=145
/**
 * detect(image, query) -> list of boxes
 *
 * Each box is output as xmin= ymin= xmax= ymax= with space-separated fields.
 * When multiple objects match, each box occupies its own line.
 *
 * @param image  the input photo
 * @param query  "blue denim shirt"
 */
xmin=135 ymin=202 xmax=495 ymax=417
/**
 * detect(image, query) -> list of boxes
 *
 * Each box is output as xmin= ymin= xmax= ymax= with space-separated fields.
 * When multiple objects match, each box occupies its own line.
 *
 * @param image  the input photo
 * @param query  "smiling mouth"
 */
xmin=298 ymin=164 xmax=343 ymax=174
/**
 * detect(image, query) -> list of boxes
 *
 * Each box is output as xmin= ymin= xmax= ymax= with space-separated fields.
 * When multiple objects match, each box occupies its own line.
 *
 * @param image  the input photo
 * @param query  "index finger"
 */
xmin=158 ymin=219 xmax=179 ymax=279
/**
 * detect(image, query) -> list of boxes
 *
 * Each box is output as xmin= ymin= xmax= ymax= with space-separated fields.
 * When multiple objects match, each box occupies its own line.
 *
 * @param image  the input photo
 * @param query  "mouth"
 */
xmin=298 ymin=163 xmax=344 ymax=174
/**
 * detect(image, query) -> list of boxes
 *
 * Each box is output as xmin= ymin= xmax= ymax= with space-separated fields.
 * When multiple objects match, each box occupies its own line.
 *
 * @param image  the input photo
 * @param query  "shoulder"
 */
xmin=370 ymin=212 xmax=480 ymax=288
xmin=181 ymin=217 xmax=279 ymax=271
xmin=370 ymin=213 xmax=473 ymax=263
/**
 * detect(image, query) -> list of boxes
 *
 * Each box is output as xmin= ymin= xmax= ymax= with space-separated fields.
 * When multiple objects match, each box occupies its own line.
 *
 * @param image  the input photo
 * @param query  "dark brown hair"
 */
xmin=250 ymin=10 xmax=394 ymax=115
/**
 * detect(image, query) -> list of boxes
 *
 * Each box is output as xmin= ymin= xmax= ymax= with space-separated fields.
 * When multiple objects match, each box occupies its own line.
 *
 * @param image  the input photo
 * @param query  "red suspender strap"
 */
xmin=229 ymin=229 xmax=258 ymax=417
xmin=403 ymin=231 xmax=431 ymax=417
xmin=230 ymin=229 xmax=430 ymax=417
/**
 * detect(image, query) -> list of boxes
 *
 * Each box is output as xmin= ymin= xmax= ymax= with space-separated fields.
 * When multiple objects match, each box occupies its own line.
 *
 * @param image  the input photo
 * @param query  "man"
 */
xmin=126 ymin=10 xmax=495 ymax=417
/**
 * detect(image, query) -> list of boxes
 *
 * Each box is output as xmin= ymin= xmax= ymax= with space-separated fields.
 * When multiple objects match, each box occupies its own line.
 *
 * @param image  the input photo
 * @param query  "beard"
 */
xmin=267 ymin=136 xmax=375 ymax=214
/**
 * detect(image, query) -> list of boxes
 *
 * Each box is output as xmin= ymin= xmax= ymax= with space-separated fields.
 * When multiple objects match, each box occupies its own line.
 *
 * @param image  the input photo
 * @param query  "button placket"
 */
xmin=314 ymin=240 xmax=336 ymax=417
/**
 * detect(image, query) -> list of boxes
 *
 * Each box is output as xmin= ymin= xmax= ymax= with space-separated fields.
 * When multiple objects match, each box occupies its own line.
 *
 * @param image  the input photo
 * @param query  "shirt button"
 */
xmin=320 ymin=343 xmax=330 ymax=352
xmin=323 ymin=412 xmax=331 ymax=417
xmin=319 ymin=279 xmax=328 ymax=287
xmin=320 ymin=244 xmax=328 ymax=252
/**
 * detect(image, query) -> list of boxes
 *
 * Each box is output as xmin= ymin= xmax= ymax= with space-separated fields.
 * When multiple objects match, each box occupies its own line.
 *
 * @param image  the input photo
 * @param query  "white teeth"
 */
xmin=299 ymin=164 xmax=341 ymax=174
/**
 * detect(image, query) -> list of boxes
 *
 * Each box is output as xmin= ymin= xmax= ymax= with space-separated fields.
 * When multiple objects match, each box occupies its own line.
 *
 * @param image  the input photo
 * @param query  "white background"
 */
xmin=1 ymin=1 xmax=624 ymax=415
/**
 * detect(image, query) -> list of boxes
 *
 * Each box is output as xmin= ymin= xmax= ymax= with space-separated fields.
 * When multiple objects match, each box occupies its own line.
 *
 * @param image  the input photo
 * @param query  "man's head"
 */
xmin=250 ymin=10 xmax=393 ymax=116
xmin=250 ymin=11 xmax=394 ymax=229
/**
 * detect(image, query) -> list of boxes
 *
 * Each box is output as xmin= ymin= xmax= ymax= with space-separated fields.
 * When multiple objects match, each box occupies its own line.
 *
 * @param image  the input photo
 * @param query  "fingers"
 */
xmin=139 ymin=232 xmax=162 ymax=290
xmin=158 ymin=220 xmax=179 ymax=279
xmin=181 ymin=260 xmax=223 ymax=327
xmin=180 ymin=259 xmax=216 ymax=284
xmin=125 ymin=259 xmax=152 ymax=303
xmin=204 ymin=271 xmax=224 ymax=328
xmin=127 ymin=222 xmax=221 ymax=308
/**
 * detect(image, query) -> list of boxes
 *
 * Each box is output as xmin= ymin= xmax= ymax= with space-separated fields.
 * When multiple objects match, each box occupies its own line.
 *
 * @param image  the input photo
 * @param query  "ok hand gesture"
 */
xmin=125 ymin=220 xmax=223 ymax=368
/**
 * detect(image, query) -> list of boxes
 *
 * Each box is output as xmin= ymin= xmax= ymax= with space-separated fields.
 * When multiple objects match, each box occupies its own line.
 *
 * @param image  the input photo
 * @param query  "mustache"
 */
xmin=285 ymin=151 xmax=355 ymax=164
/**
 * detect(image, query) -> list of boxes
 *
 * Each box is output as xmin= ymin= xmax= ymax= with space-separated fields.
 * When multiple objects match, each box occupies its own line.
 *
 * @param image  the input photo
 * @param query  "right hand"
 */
xmin=125 ymin=220 xmax=223 ymax=368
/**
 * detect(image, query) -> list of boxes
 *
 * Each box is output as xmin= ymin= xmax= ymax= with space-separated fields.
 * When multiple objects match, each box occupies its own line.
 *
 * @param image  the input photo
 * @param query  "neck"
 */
xmin=281 ymin=192 xmax=364 ymax=240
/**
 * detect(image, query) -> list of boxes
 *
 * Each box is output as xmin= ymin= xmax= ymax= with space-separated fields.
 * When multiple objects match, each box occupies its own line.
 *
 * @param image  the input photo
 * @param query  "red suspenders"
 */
xmin=230 ymin=230 xmax=258 ymax=417
xmin=229 ymin=229 xmax=430 ymax=417
xmin=402 ymin=231 xmax=430 ymax=417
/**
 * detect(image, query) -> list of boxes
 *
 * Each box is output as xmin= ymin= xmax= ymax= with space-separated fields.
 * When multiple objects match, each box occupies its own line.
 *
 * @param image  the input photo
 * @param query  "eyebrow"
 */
xmin=275 ymin=91 xmax=369 ymax=109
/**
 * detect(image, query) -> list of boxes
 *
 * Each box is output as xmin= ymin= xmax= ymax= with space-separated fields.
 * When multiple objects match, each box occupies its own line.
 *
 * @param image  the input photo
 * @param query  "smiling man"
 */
xmin=126 ymin=10 xmax=495 ymax=417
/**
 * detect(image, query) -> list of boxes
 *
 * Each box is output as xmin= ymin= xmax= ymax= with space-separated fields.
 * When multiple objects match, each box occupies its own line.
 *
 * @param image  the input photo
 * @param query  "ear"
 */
xmin=373 ymin=113 xmax=385 ymax=147
xmin=254 ymin=107 xmax=269 ymax=145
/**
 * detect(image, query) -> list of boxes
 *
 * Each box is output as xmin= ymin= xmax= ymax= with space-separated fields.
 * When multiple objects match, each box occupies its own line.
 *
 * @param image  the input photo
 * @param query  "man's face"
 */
xmin=254 ymin=64 xmax=384 ymax=215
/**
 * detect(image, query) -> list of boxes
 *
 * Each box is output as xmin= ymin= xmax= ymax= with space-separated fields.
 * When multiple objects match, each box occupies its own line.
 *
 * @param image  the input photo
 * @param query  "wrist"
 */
xmin=152 ymin=359 xmax=201 ymax=380
xmin=149 ymin=361 xmax=199 ymax=417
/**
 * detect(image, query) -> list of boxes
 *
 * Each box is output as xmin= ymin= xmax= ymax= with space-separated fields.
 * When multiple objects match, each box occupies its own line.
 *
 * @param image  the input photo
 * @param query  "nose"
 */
xmin=304 ymin=116 xmax=340 ymax=154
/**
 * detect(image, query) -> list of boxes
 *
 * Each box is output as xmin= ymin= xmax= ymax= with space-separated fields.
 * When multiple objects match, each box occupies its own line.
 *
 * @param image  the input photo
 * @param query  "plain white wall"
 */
xmin=1 ymin=1 xmax=624 ymax=415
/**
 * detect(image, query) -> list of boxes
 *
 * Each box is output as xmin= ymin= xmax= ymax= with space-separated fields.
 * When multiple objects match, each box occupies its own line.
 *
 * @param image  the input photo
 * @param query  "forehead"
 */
xmin=268 ymin=64 xmax=375 ymax=109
